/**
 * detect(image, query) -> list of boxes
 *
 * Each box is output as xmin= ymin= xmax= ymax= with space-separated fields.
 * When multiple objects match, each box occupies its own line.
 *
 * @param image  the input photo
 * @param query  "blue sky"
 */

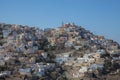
xmin=0 ymin=0 xmax=120 ymax=43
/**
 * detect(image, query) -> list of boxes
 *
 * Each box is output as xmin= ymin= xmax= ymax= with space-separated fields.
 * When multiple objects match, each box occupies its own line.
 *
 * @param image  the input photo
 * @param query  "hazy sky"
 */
xmin=0 ymin=0 xmax=120 ymax=43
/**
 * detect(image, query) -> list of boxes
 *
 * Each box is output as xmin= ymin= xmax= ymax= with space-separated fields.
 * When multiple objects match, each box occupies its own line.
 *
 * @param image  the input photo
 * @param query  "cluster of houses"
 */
xmin=0 ymin=23 xmax=62 ymax=80
xmin=44 ymin=23 xmax=120 ymax=79
xmin=0 ymin=23 xmax=120 ymax=80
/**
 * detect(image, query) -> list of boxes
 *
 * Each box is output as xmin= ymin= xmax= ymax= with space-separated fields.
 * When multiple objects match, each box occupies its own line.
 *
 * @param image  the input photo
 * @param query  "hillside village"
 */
xmin=0 ymin=23 xmax=120 ymax=80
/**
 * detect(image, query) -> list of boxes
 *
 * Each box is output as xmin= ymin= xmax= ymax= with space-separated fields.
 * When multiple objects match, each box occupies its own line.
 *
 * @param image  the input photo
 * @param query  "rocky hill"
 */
xmin=0 ymin=23 xmax=120 ymax=80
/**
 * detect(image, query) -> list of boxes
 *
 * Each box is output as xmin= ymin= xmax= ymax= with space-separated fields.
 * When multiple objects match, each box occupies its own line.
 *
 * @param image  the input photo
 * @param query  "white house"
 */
xmin=79 ymin=66 xmax=88 ymax=73
xmin=74 ymin=45 xmax=82 ymax=50
xmin=77 ymin=57 xmax=88 ymax=63
xmin=89 ymin=64 xmax=104 ymax=71
xmin=0 ymin=60 xmax=5 ymax=66
xmin=2 ymin=29 xmax=11 ymax=38
xmin=54 ymin=51 xmax=74 ymax=64
xmin=97 ymin=49 xmax=106 ymax=54
xmin=0 ymin=71 xmax=11 ymax=77
xmin=19 ymin=68 xmax=31 ymax=75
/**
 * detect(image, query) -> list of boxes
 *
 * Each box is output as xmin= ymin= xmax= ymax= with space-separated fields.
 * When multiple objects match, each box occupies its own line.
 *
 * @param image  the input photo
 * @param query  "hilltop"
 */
xmin=0 ymin=23 xmax=120 ymax=80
